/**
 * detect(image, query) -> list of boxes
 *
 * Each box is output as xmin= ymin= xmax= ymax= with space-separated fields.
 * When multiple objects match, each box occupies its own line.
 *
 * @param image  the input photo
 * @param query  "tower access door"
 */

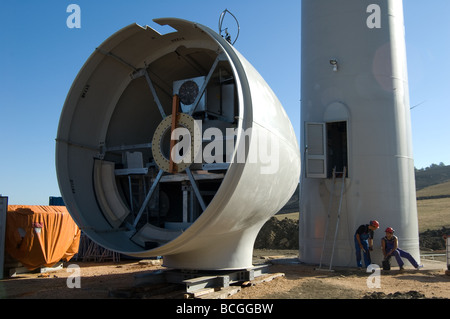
xmin=305 ymin=121 xmax=348 ymax=179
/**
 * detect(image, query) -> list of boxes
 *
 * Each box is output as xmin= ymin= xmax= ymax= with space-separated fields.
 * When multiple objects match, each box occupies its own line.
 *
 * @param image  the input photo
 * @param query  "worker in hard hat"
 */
xmin=354 ymin=220 xmax=379 ymax=269
xmin=381 ymin=227 xmax=423 ymax=270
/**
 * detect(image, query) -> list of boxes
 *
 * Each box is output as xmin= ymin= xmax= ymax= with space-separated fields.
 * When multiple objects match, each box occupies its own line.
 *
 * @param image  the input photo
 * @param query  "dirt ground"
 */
xmin=1 ymin=249 xmax=449 ymax=300
xmin=234 ymin=250 xmax=450 ymax=300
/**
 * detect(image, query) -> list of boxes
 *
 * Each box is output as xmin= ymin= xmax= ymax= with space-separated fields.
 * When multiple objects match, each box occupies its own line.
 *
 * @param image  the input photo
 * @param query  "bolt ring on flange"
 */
xmin=151 ymin=113 xmax=201 ymax=173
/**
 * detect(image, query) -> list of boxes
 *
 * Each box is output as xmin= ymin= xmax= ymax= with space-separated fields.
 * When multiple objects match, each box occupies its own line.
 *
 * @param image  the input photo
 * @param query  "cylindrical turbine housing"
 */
xmin=56 ymin=18 xmax=300 ymax=270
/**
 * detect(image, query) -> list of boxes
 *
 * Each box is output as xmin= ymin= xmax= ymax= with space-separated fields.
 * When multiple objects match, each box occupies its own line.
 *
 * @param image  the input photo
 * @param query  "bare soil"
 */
xmin=234 ymin=250 xmax=450 ymax=300
xmin=1 ymin=250 xmax=448 ymax=300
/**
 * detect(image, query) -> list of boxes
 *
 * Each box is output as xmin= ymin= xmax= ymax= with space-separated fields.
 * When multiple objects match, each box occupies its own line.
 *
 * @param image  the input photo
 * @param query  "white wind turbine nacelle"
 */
xmin=56 ymin=18 xmax=300 ymax=270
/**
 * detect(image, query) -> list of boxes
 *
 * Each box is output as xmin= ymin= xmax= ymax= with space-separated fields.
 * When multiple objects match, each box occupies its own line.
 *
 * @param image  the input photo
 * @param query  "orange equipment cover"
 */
xmin=5 ymin=205 xmax=81 ymax=270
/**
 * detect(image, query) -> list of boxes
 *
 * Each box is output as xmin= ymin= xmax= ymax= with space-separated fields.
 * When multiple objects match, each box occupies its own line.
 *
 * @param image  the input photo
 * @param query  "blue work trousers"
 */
xmin=354 ymin=234 xmax=371 ymax=268
xmin=386 ymin=248 xmax=419 ymax=268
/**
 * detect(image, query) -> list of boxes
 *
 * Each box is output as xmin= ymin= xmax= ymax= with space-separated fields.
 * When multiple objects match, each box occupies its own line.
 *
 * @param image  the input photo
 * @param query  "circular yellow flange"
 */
xmin=152 ymin=113 xmax=201 ymax=173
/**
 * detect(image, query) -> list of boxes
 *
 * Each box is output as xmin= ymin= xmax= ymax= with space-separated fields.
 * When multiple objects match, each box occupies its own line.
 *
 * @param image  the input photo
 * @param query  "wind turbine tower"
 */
xmin=299 ymin=0 xmax=420 ymax=268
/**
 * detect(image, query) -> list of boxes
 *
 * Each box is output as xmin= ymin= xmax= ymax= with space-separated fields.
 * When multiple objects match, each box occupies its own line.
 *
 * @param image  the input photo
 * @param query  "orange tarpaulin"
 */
xmin=5 ymin=205 xmax=81 ymax=270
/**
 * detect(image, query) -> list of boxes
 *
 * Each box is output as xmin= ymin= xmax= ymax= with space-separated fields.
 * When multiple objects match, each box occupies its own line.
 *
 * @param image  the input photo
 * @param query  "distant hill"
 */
xmin=279 ymin=163 xmax=450 ymax=214
xmin=416 ymin=181 xmax=450 ymax=199
xmin=415 ymin=164 xmax=450 ymax=190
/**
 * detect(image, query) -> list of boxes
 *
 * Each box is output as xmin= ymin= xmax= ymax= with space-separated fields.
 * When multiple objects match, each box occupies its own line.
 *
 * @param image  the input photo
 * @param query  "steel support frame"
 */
xmin=134 ymin=264 xmax=270 ymax=293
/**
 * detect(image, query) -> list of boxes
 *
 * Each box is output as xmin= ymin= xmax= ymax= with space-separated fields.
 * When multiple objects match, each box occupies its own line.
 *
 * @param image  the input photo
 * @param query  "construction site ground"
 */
xmin=1 ymin=249 xmax=449 ymax=300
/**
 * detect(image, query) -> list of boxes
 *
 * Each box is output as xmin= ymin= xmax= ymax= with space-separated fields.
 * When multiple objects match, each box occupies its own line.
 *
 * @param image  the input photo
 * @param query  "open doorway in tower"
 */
xmin=326 ymin=121 xmax=348 ymax=178
xmin=305 ymin=121 xmax=348 ymax=179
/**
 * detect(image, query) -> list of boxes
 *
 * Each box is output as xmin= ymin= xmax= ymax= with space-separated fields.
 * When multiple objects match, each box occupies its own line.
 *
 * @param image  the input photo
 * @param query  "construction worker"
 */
xmin=354 ymin=220 xmax=379 ymax=269
xmin=381 ymin=227 xmax=423 ymax=270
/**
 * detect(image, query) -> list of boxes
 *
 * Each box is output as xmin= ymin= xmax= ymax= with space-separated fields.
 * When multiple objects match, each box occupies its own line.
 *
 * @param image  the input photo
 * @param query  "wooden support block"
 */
xmin=197 ymin=286 xmax=242 ymax=299
xmin=184 ymin=288 xmax=216 ymax=299
xmin=252 ymin=272 xmax=285 ymax=285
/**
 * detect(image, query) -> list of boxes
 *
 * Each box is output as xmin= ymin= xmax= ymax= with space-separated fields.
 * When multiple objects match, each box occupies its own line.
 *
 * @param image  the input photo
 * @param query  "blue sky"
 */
xmin=0 ymin=1 xmax=449 ymax=205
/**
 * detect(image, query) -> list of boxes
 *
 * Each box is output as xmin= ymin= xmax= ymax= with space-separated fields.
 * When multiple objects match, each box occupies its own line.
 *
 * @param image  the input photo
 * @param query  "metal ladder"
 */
xmin=317 ymin=166 xmax=347 ymax=271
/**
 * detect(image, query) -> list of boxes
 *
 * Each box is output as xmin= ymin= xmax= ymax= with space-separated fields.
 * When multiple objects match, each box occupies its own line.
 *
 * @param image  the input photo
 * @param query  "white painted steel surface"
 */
xmin=299 ymin=0 xmax=420 ymax=267
xmin=56 ymin=18 xmax=300 ymax=270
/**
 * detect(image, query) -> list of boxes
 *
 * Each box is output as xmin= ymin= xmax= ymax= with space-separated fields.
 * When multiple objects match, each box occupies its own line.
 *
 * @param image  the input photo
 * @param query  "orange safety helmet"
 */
xmin=370 ymin=220 xmax=380 ymax=229
xmin=385 ymin=227 xmax=394 ymax=233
